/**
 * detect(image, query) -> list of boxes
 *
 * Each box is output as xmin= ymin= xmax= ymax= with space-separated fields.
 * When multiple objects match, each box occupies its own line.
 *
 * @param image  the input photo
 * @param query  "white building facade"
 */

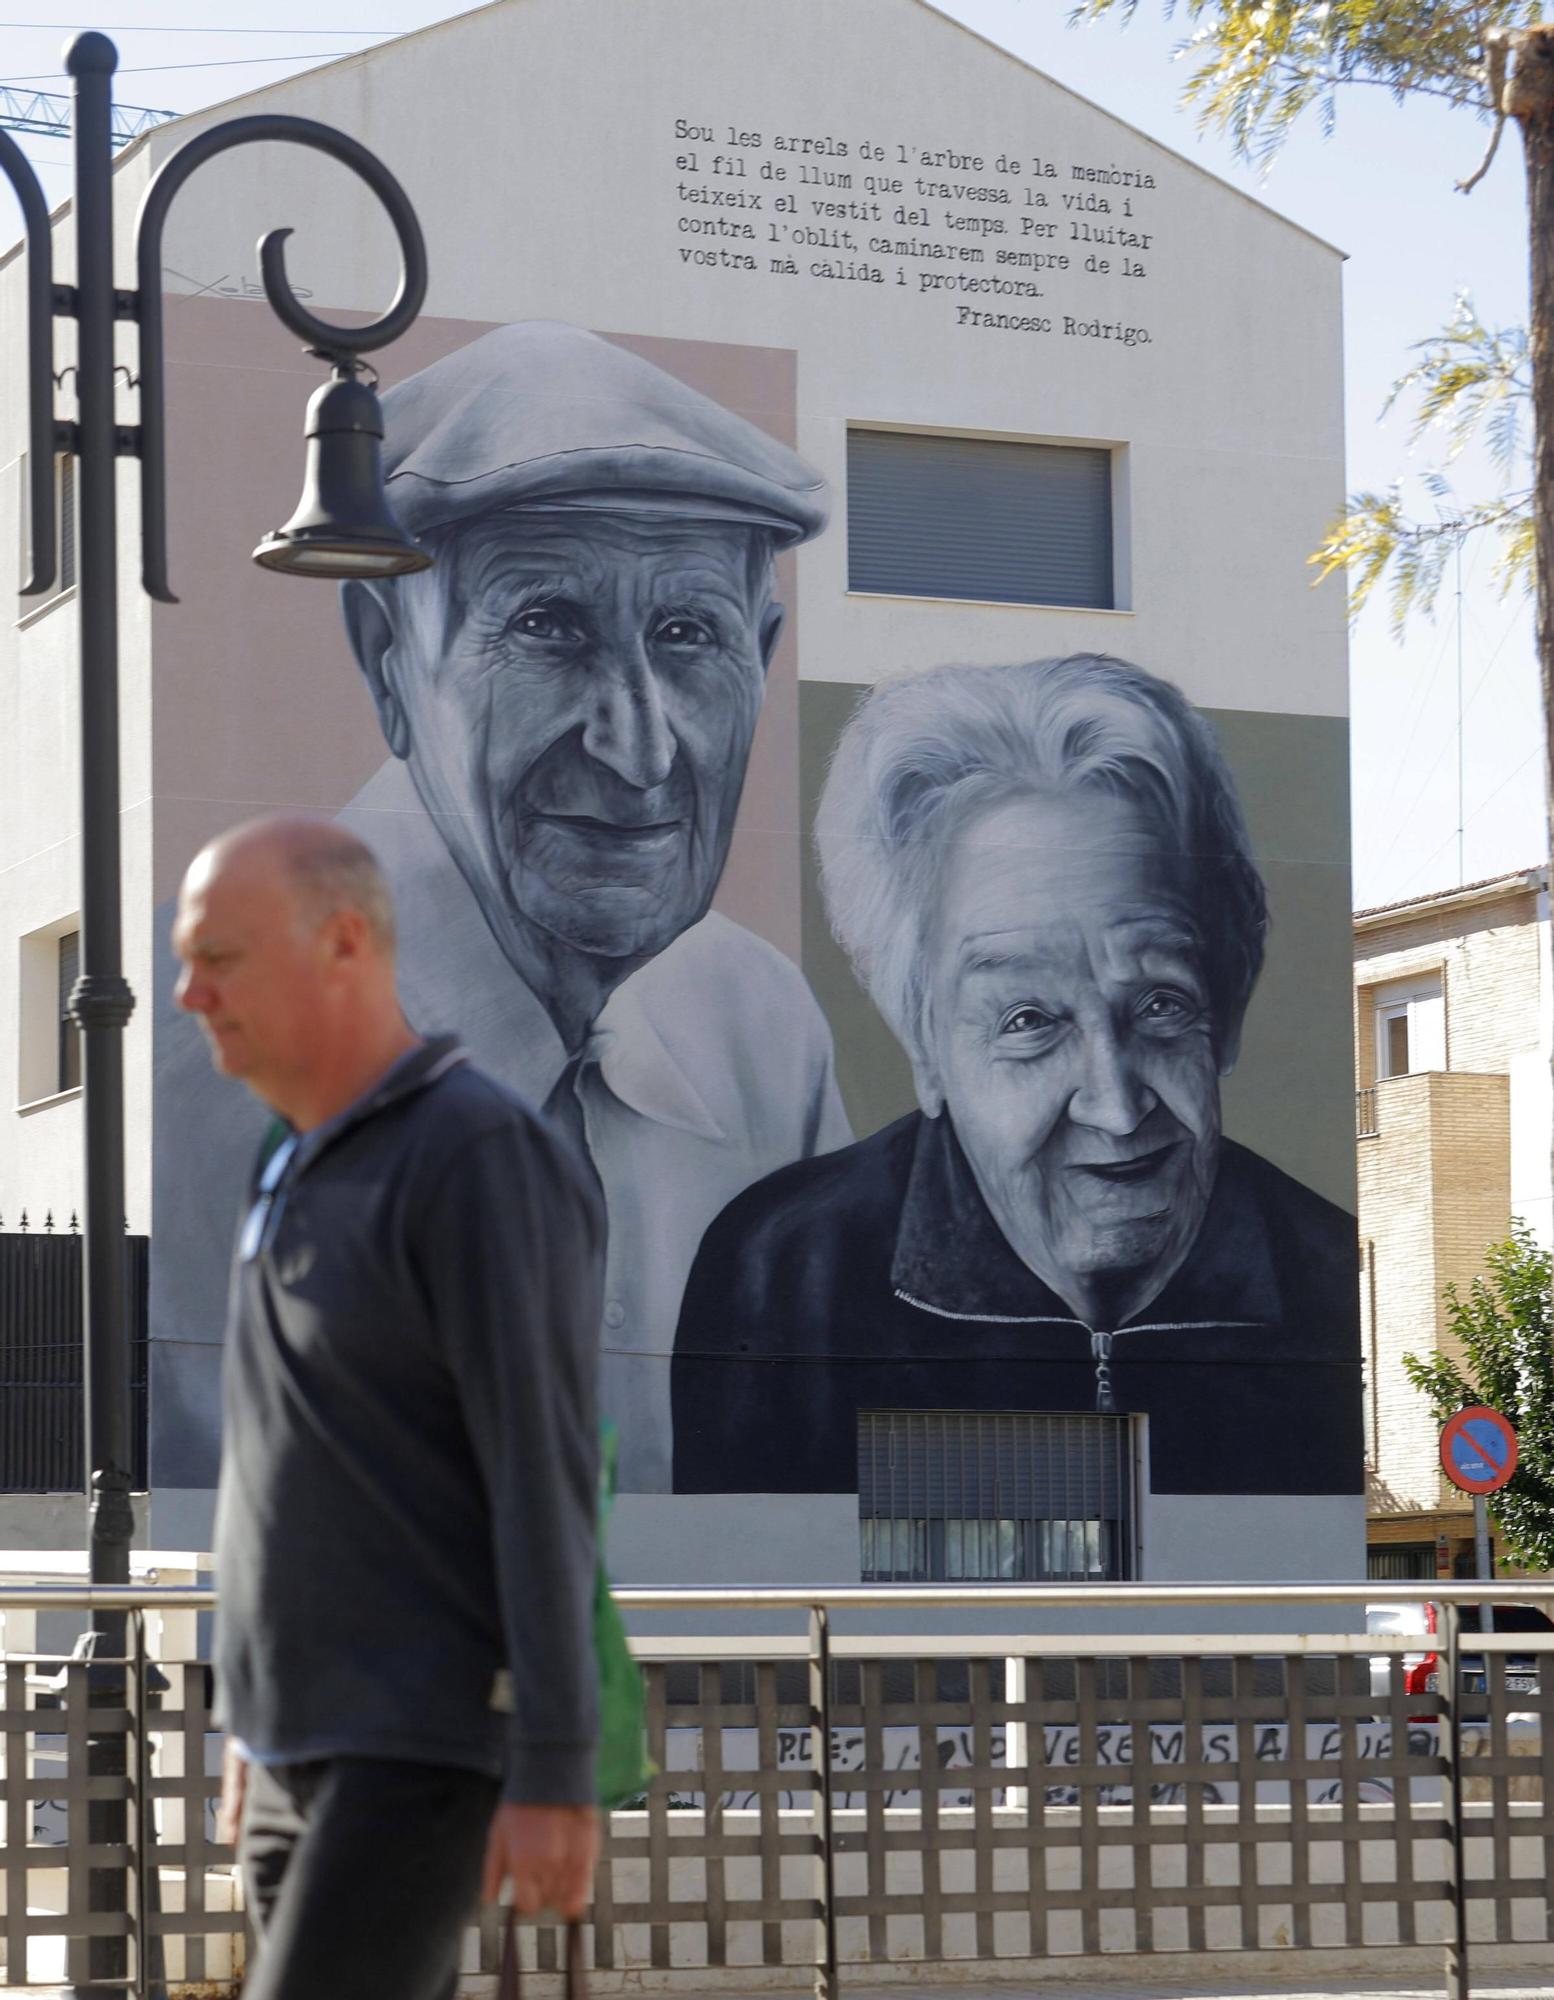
xmin=0 ymin=0 xmax=1360 ymax=1591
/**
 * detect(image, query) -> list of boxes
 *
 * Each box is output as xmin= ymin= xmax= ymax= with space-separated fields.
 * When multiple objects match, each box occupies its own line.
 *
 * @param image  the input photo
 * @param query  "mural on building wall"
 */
xmin=153 ymin=320 xmax=1358 ymax=1514
xmin=672 ymin=656 xmax=1360 ymax=1499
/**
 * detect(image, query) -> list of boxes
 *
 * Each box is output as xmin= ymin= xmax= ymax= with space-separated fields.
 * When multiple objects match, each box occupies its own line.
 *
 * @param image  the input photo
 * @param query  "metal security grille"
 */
xmin=0 ymin=1230 xmax=149 ymax=1491
xmin=846 ymin=427 xmax=1114 ymax=607
xmin=858 ymin=1410 xmax=1134 ymax=1583
xmin=1368 ymin=1543 xmax=1438 ymax=1581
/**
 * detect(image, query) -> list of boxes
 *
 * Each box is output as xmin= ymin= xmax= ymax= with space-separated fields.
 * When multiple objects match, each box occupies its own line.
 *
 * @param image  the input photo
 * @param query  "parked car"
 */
xmin=1455 ymin=1602 xmax=1551 ymax=1699
xmin=1366 ymin=1600 xmax=1436 ymax=1706
xmin=1366 ymin=1599 xmax=1552 ymax=1704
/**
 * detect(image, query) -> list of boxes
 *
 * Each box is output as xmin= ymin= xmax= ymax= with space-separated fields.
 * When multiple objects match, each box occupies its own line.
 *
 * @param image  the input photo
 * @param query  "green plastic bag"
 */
xmin=594 ymin=1425 xmax=653 ymax=1808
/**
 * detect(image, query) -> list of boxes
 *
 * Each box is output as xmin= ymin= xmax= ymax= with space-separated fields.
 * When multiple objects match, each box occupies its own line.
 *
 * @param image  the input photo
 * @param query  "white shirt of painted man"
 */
xmin=342 ymin=758 xmax=852 ymax=1492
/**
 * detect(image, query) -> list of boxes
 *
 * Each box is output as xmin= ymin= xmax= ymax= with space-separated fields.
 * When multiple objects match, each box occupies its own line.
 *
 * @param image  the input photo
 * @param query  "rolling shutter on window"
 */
xmin=847 ymin=429 xmax=1113 ymax=608
xmin=59 ymin=456 xmax=76 ymax=592
xmin=57 ymin=929 xmax=81 ymax=1093
xmin=57 ymin=930 xmax=79 ymax=1023
xmin=858 ymin=1410 xmax=1130 ymax=1522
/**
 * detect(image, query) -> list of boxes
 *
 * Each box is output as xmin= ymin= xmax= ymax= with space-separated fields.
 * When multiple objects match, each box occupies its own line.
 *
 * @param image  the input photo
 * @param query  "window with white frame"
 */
xmin=846 ymin=428 xmax=1115 ymax=608
xmin=1373 ymin=974 xmax=1445 ymax=1079
xmin=858 ymin=1409 xmax=1135 ymax=1583
xmin=16 ymin=916 xmax=84 ymax=1106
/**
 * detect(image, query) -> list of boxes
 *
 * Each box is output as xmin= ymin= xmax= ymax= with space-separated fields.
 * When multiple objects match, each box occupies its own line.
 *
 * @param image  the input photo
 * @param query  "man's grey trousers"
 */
xmin=240 ymin=1756 xmax=500 ymax=2000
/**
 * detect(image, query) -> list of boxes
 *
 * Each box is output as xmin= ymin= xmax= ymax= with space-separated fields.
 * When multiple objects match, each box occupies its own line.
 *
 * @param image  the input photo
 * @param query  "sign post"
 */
xmin=1436 ymin=1402 xmax=1518 ymax=2000
xmin=1473 ymin=1497 xmax=1493 ymax=1588
xmin=1440 ymin=1404 xmax=1518 ymax=1632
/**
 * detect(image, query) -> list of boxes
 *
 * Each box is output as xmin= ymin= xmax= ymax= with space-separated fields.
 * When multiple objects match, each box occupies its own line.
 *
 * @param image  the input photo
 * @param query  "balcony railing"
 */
xmin=1356 ymin=1084 xmax=1379 ymax=1138
xmin=1 ymin=1578 xmax=1551 ymax=1997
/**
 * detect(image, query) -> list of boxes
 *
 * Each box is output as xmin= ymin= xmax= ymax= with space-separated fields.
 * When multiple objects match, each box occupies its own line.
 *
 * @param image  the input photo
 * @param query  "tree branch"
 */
xmin=1458 ymin=108 xmax=1508 ymax=188
xmin=1459 ymin=33 xmax=1510 ymax=188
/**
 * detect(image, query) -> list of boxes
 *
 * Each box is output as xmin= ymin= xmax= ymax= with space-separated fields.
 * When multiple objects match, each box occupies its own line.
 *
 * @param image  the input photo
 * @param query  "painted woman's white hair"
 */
xmin=815 ymin=654 xmax=1267 ymax=1058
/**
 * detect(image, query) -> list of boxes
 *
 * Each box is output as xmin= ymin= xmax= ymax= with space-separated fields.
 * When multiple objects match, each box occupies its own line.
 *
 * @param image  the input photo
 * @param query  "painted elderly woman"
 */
xmin=671 ymin=655 xmax=1360 ymax=1502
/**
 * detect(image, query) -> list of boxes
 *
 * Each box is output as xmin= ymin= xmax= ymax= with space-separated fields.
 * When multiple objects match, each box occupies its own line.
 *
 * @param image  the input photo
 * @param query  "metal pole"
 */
xmin=1473 ymin=1493 xmax=1493 ymax=1589
xmin=131 ymin=1611 xmax=151 ymax=1998
xmin=1440 ymin=1598 xmax=1469 ymax=2000
xmin=69 ymin=29 xmax=137 ymax=1587
xmin=808 ymin=1606 xmax=837 ymax=2000
xmin=67 ymin=30 xmax=137 ymax=1997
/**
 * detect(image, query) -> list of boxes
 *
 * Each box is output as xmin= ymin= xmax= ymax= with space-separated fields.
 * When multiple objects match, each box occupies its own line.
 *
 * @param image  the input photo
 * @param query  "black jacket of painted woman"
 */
xmin=671 ymin=1111 xmax=1361 ymax=1498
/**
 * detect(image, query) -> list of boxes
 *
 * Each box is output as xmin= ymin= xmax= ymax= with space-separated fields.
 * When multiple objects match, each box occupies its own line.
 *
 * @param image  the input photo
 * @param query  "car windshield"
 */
xmin=1457 ymin=1604 xmax=1554 ymax=1635
xmin=1366 ymin=1604 xmax=1427 ymax=1634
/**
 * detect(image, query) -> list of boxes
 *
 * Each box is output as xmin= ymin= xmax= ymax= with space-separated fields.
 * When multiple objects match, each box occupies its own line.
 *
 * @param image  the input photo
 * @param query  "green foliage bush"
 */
xmin=1403 ymin=1223 xmax=1554 ymax=1569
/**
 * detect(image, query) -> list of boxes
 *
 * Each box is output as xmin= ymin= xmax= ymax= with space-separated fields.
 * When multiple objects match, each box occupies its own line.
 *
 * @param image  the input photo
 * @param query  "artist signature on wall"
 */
xmin=162 ymin=263 xmax=315 ymax=302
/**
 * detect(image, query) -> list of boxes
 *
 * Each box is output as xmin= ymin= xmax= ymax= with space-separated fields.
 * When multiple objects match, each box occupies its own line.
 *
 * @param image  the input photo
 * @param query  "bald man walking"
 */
xmin=173 ymin=817 xmax=603 ymax=2000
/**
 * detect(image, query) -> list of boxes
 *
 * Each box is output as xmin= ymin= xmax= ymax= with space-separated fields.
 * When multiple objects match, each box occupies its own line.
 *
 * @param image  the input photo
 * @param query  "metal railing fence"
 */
xmin=0 ymin=1579 xmax=1550 ymax=1997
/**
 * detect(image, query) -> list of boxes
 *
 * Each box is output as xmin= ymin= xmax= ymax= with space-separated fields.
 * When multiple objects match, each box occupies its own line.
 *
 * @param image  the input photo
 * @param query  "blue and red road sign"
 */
xmin=1440 ymin=1405 xmax=1518 ymax=1495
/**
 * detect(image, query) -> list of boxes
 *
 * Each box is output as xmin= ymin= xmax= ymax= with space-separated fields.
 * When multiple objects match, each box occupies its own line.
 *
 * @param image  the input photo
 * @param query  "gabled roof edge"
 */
xmin=914 ymin=0 xmax=1345 ymax=261
xmin=3 ymin=0 xmax=1349 ymax=272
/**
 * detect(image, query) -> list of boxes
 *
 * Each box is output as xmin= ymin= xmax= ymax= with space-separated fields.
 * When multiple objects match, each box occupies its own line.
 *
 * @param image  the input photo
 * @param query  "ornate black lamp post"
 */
xmin=1 ymin=32 xmax=429 ymax=1986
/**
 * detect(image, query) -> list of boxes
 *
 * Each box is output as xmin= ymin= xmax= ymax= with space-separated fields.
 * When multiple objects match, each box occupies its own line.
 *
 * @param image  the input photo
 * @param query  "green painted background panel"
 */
xmin=798 ymin=684 xmax=1355 ymax=1213
xmin=800 ymin=681 xmax=918 ymax=1144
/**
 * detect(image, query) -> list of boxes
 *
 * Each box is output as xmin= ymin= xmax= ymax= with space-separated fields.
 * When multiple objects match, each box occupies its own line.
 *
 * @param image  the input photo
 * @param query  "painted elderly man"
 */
xmin=153 ymin=322 xmax=848 ymax=1496
xmin=672 ymin=654 xmax=1362 ymax=1507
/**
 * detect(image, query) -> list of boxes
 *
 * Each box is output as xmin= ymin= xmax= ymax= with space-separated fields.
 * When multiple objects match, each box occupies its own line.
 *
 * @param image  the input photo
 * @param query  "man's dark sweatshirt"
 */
xmin=213 ymin=1036 xmax=604 ymax=1805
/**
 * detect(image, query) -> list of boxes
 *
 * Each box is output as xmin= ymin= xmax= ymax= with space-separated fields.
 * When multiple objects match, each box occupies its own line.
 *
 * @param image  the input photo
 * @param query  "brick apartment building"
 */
xmin=1355 ymin=866 xmax=1552 ymax=1578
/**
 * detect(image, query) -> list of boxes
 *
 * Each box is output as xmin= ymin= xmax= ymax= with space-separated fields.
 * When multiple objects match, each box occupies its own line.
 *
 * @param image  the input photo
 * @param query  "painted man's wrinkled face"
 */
xmin=365 ymin=513 xmax=779 ymax=963
xmin=918 ymin=788 xmax=1225 ymax=1324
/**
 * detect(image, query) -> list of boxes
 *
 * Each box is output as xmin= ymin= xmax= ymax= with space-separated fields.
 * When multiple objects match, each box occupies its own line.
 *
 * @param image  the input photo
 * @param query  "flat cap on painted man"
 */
xmin=379 ymin=318 xmax=829 ymax=542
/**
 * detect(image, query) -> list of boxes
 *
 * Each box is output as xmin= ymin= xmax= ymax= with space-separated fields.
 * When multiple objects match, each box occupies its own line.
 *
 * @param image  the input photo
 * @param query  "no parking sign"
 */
xmin=1440 ymin=1405 xmax=1518 ymax=1495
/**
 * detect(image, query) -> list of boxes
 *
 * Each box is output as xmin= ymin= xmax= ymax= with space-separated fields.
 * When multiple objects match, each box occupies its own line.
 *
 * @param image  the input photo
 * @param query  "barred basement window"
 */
xmin=846 ymin=428 xmax=1114 ymax=608
xmin=858 ymin=1409 xmax=1134 ymax=1583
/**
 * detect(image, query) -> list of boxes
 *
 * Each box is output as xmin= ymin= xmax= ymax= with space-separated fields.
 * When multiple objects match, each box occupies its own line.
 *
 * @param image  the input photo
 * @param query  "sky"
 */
xmin=0 ymin=0 xmax=1542 ymax=909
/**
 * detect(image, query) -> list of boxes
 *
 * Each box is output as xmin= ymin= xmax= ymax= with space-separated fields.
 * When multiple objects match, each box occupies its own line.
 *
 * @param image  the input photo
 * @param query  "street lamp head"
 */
xmin=253 ymin=363 xmax=431 ymax=581
xmin=64 ymin=31 xmax=118 ymax=77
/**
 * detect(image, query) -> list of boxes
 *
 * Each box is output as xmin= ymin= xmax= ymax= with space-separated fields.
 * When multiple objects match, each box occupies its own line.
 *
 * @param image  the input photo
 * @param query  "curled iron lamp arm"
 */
xmin=0 ymin=126 xmax=57 ymax=595
xmin=133 ymin=113 xmax=428 ymax=603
